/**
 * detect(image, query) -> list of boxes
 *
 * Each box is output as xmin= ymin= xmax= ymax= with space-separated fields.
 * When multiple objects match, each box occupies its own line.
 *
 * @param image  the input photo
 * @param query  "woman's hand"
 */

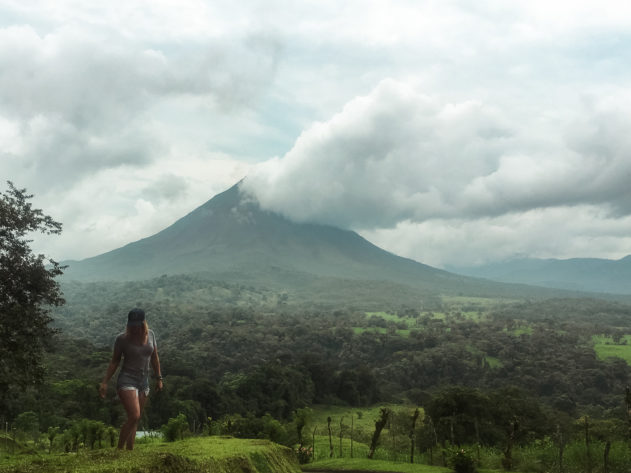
xmin=156 ymin=379 xmax=164 ymax=392
xmin=99 ymin=381 xmax=108 ymax=399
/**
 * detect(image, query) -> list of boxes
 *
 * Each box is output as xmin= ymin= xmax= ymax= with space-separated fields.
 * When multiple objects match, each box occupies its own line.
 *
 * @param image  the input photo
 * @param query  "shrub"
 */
xmin=448 ymin=447 xmax=477 ymax=473
xmin=161 ymin=414 xmax=189 ymax=442
xmin=296 ymin=445 xmax=314 ymax=464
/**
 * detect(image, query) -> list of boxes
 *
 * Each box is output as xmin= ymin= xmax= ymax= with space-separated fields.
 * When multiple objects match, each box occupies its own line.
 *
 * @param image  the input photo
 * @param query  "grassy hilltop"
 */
xmin=0 ymin=437 xmax=299 ymax=473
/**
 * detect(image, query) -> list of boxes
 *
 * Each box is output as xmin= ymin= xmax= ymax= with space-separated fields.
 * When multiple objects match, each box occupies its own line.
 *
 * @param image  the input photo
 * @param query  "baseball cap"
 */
xmin=127 ymin=308 xmax=146 ymax=327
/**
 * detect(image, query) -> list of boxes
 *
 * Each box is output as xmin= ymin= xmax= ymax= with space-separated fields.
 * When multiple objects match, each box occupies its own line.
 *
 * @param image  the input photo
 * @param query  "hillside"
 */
xmin=62 ymin=183 xmax=452 ymax=284
xmin=61 ymin=182 xmax=616 ymax=300
xmin=447 ymin=255 xmax=631 ymax=295
xmin=0 ymin=437 xmax=300 ymax=473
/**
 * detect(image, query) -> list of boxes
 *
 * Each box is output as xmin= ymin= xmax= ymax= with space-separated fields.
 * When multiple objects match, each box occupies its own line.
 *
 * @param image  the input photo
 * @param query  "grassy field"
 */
xmin=306 ymin=405 xmax=428 ymax=465
xmin=503 ymin=325 xmax=534 ymax=336
xmin=592 ymin=334 xmax=631 ymax=365
xmin=309 ymin=404 xmax=417 ymax=433
xmin=303 ymin=457 xmax=451 ymax=472
xmin=0 ymin=436 xmax=300 ymax=473
xmin=304 ymin=457 xmax=504 ymax=473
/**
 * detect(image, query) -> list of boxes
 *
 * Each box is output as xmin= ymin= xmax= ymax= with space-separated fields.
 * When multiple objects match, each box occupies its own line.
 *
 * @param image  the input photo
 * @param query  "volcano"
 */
xmin=61 ymin=182 xmax=589 ymax=298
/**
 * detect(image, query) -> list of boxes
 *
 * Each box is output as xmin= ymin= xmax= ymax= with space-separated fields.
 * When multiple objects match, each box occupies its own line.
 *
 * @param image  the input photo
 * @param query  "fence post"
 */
xmin=350 ymin=414 xmax=354 ymax=458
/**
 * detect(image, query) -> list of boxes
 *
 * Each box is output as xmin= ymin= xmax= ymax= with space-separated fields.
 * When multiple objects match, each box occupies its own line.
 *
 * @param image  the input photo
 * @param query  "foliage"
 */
xmin=447 ymin=448 xmax=477 ymax=473
xmin=161 ymin=414 xmax=189 ymax=442
xmin=296 ymin=445 xmax=313 ymax=464
xmin=14 ymin=411 xmax=39 ymax=442
xmin=293 ymin=407 xmax=312 ymax=446
xmin=0 ymin=436 xmax=301 ymax=473
xmin=0 ymin=182 xmax=65 ymax=418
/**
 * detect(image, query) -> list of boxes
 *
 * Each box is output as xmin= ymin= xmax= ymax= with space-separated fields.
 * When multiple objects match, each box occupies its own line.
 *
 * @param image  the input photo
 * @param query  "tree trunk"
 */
xmin=557 ymin=424 xmax=564 ymax=473
xmin=312 ymin=426 xmax=317 ymax=461
xmin=585 ymin=416 xmax=592 ymax=473
xmin=603 ymin=440 xmax=611 ymax=473
xmin=368 ymin=408 xmax=390 ymax=459
xmin=390 ymin=418 xmax=395 ymax=458
xmin=474 ymin=417 xmax=481 ymax=464
xmin=410 ymin=408 xmax=419 ymax=464
xmin=626 ymin=386 xmax=631 ymax=441
xmin=502 ymin=418 xmax=518 ymax=471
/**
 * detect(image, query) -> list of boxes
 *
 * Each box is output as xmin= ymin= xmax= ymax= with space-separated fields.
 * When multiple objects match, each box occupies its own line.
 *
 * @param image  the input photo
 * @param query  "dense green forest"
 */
xmin=4 ymin=274 xmax=631 ymax=471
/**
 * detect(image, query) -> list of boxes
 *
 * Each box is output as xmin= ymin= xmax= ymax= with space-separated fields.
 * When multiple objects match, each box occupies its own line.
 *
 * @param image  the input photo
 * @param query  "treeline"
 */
xmin=5 ymin=286 xmax=631 ymax=473
xmin=5 ymin=294 xmax=631 ymax=431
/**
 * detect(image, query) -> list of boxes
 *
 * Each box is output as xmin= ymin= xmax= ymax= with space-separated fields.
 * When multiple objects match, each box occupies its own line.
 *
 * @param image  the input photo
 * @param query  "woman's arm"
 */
xmin=99 ymin=350 xmax=121 ymax=399
xmin=151 ymin=344 xmax=163 ymax=391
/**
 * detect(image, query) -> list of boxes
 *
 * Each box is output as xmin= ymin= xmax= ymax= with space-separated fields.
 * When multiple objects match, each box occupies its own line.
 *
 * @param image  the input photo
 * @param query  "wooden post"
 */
xmin=350 ymin=414 xmax=354 ymax=458
xmin=604 ymin=440 xmax=611 ymax=473
xmin=339 ymin=417 xmax=344 ymax=458
xmin=474 ymin=417 xmax=481 ymax=464
xmin=327 ymin=417 xmax=334 ymax=458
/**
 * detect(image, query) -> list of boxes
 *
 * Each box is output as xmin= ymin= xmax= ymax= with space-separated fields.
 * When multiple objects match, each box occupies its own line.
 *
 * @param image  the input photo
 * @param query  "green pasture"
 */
xmin=0 ymin=436 xmax=299 ymax=473
xmin=503 ymin=325 xmax=534 ymax=336
xmin=366 ymin=311 xmax=416 ymax=327
xmin=484 ymin=356 xmax=502 ymax=368
xmin=466 ymin=345 xmax=503 ymax=369
xmin=306 ymin=405 xmax=427 ymax=464
xmin=309 ymin=404 xmax=420 ymax=433
xmin=592 ymin=334 xmax=631 ymax=365
xmin=303 ymin=457 xmax=451 ymax=472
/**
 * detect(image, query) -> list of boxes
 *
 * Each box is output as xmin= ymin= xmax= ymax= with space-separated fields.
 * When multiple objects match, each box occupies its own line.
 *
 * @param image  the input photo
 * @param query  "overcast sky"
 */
xmin=2 ymin=0 xmax=631 ymax=268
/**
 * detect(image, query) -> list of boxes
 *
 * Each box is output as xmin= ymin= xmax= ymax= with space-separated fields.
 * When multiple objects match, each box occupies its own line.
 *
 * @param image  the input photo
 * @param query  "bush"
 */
xmin=161 ymin=414 xmax=189 ymax=442
xmin=448 ymin=447 xmax=477 ymax=473
xmin=296 ymin=445 xmax=313 ymax=464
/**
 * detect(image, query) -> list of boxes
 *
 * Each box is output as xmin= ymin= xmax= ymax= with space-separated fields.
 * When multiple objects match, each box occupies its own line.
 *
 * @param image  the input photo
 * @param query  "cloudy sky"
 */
xmin=3 ymin=0 xmax=631 ymax=268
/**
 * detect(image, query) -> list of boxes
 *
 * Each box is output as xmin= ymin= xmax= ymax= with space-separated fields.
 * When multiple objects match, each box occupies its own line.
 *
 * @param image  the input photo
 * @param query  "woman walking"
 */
xmin=99 ymin=308 xmax=163 ymax=450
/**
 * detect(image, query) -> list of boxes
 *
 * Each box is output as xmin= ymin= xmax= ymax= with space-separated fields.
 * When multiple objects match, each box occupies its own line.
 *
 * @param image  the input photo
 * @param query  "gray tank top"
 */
xmin=114 ymin=330 xmax=157 ymax=378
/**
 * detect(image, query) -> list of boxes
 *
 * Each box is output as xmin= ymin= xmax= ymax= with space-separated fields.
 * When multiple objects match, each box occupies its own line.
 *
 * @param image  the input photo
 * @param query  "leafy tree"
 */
xmin=293 ymin=407 xmax=313 ymax=447
xmin=161 ymin=414 xmax=189 ymax=441
xmin=14 ymin=411 xmax=39 ymax=442
xmin=0 ymin=182 xmax=64 ymax=418
xmin=47 ymin=426 xmax=60 ymax=453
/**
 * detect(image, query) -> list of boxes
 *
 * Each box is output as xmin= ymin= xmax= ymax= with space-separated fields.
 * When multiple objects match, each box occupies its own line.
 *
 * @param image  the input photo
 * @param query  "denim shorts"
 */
xmin=117 ymin=370 xmax=150 ymax=396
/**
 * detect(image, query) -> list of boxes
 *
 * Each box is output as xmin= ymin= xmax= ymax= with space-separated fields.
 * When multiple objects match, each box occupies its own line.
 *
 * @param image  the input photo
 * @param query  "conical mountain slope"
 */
xmin=63 ymin=182 xmax=450 ymax=284
xmin=62 ymin=183 xmax=584 ymax=298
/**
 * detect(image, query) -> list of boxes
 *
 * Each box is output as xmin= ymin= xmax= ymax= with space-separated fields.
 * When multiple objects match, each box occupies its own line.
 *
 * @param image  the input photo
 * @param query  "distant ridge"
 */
xmin=447 ymin=256 xmax=631 ymax=295
xmin=61 ymin=182 xmax=623 ymax=299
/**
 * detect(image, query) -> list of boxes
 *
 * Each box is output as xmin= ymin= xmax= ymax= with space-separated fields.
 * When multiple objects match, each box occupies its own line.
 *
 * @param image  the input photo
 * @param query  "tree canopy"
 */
xmin=0 ymin=182 xmax=65 ymax=417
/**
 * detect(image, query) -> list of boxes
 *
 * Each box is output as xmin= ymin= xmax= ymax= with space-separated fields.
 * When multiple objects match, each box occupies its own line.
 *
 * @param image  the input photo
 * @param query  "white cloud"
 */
xmin=29 ymin=154 xmax=251 ymax=260
xmin=362 ymin=206 xmax=631 ymax=268
xmin=4 ymin=0 xmax=631 ymax=266
xmin=243 ymin=79 xmax=631 ymax=228
xmin=0 ymin=22 xmax=281 ymax=188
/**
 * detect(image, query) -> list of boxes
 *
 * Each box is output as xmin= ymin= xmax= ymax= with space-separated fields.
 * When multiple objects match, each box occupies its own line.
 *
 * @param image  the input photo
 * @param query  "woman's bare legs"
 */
xmin=117 ymin=389 xmax=148 ymax=450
